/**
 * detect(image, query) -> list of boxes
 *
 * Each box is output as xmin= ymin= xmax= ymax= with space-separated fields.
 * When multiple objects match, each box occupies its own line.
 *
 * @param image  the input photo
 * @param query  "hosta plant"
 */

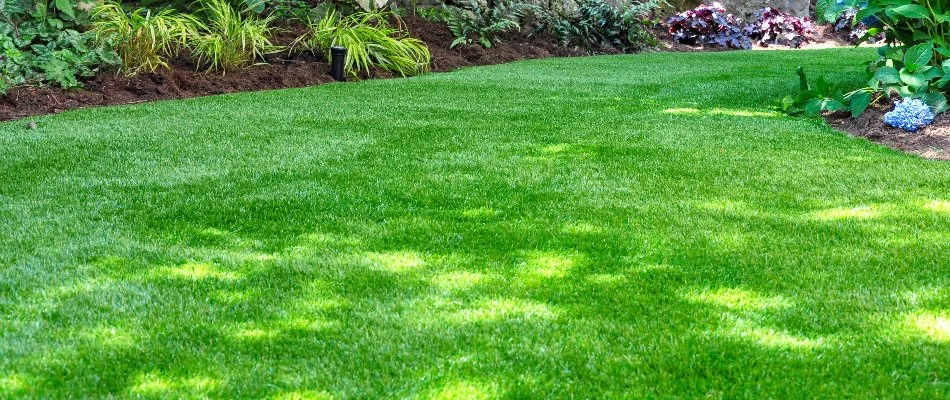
xmin=665 ymin=2 xmax=752 ymax=49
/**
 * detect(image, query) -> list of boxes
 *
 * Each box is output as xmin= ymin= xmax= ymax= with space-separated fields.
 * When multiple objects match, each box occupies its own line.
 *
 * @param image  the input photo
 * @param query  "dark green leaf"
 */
xmin=849 ymin=91 xmax=872 ymax=117
xmin=923 ymin=92 xmax=949 ymax=114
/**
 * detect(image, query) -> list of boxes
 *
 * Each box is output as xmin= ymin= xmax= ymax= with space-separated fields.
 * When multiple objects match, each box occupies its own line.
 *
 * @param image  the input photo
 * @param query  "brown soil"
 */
xmin=0 ymin=17 xmax=584 ymax=122
xmin=826 ymin=103 xmax=950 ymax=161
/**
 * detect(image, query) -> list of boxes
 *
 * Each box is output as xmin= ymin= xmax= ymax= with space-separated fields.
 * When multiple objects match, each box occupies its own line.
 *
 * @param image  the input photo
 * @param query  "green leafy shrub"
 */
xmin=0 ymin=0 xmax=117 ymax=93
xmin=296 ymin=10 xmax=431 ymax=77
xmin=544 ymin=0 xmax=660 ymax=53
xmin=438 ymin=0 xmax=530 ymax=48
xmin=791 ymin=0 xmax=950 ymax=119
xmin=819 ymin=0 xmax=950 ymax=58
xmin=783 ymin=66 xmax=871 ymax=117
xmin=190 ymin=0 xmax=280 ymax=71
xmin=91 ymin=1 xmax=199 ymax=75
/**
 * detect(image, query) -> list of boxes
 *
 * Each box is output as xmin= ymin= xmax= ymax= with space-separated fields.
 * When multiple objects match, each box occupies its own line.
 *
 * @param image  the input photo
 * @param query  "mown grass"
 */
xmin=1 ymin=48 xmax=949 ymax=399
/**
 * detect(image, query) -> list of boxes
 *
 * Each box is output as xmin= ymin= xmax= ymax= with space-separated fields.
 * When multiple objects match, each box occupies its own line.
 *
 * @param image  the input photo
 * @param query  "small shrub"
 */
xmin=190 ymin=0 xmax=280 ymax=72
xmin=439 ymin=0 xmax=529 ymax=48
xmin=747 ymin=7 xmax=814 ymax=48
xmin=296 ymin=10 xmax=431 ymax=77
xmin=91 ymin=2 xmax=199 ymax=75
xmin=0 ymin=0 xmax=117 ymax=93
xmin=884 ymin=98 xmax=934 ymax=132
xmin=665 ymin=2 xmax=752 ymax=49
xmin=549 ymin=0 xmax=660 ymax=53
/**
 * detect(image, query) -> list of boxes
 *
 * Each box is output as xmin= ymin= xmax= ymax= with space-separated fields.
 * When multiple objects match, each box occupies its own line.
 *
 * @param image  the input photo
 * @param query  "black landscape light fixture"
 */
xmin=331 ymin=46 xmax=347 ymax=82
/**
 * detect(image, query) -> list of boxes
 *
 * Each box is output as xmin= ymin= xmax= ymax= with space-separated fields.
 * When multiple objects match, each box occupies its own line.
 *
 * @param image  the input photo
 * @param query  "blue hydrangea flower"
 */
xmin=883 ymin=98 xmax=934 ymax=132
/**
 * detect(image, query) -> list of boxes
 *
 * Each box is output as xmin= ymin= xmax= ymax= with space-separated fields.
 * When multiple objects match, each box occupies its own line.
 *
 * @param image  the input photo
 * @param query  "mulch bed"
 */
xmin=6 ymin=18 xmax=948 ymax=162
xmin=0 ymin=17 xmax=583 ymax=122
xmin=826 ymin=104 xmax=950 ymax=161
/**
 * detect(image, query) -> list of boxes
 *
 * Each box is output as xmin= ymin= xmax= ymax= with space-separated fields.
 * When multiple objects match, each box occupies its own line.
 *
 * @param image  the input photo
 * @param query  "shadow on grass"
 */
xmin=4 ymin=162 xmax=948 ymax=398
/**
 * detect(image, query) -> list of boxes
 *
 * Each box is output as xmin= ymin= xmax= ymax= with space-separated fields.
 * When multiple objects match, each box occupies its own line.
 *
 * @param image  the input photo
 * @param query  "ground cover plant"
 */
xmin=0 ymin=0 xmax=117 ymax=92
xmin=1 ymin=48 xmax=949 ymax=398
xmin=665 ymin=2 xmax=752 ymax=48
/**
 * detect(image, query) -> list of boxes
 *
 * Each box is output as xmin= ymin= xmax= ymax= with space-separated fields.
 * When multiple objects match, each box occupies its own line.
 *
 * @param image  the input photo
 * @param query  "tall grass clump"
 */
xmin=91 ymin=1 xmax=199 ymax=75
xmin=190 ymin=0 xmax=280 ymax=72
xmin=297 ymin=10 xmax=431 ymax=77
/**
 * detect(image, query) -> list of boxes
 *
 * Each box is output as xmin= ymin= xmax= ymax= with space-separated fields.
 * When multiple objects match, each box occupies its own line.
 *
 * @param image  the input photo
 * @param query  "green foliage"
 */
xmin=190 ymin=0 xmax=280 ymax=72
xmin=296 ymin=10 xmax=431 ymax=77
xmin=3 ymin=49 xmax=950 ymax=400
xmin=91 ymin=1 xmax=199 ymax=75
xmin=537 ymin=0 xmax=660 ymax=53
xmin=783 ymin=66 xmax=864 ymax=117
xmin=439 ymin=0 xmax=529 ymax=49
xmin=819 ymin=0 xmax=950 ymax=61
xmin=867 ymin=43 xmax=950 ymax=113
xmin=0 ymin=0 xmax=117 ymax=93
xmin=798 ymin=0 xmax=950 ymax=119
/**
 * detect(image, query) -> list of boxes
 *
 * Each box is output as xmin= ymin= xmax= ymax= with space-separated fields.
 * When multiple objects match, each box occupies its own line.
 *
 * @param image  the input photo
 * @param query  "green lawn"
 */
xmin=2 ymin=48 xmax=949 ymax=399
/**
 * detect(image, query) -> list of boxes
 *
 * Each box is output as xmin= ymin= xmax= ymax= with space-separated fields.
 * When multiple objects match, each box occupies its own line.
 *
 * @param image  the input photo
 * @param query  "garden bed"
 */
xmin=826 ymin=104 xmax=950 ymax=160
xmin=0 ymin=17 xmax=581 ymax=122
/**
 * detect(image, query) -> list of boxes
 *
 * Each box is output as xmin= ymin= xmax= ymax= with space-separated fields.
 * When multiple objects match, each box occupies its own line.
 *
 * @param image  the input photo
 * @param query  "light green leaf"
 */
xmin=904 ymin=42 xmax=933 ymax=71
xmin=873 ymin=66 xmax=902 ymax=84
xmin=886 ymin=4 xmax=931 ymax=20
xmin=55 ymin=0 xmax=75 ymax=18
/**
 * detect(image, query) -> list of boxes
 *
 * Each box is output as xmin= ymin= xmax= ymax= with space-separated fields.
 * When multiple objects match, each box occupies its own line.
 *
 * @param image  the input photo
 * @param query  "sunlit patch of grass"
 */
xmin=585 ymin=273 xmax=626 ymax=286
xmin=429 ymin=380 xmax=496 ymax=399
xmin=431 ymin=271 xmax=488 ymax=292
xmin=157 ymin=261 xmax=242 ymax=281
xmin=662 ymin=107 xmax=700 ymax=114
xmin=130 ymin=373 xmax=221 ymax=397
xmin=708 ymin=108 xmax=780 ymax=118
xmin=684 ymin=288 xmax=791 ymax=311
xmin=560 ymin=221 xmax=603 ymax=234
xmin=729 ymin=323 xmax=826 ymax=350
xmin=904 ymin=312 xmax=950 ymax=342
xmin=520 ymin=250 xmax=577 ymax=279
xmin=0 ymin=373 xmax=28 ymax=395
xmin=924 ymin=200 xmax=950 ymax=214
xmin=448 ymin=299 xmax=557 ymax=323
xmin=365 ymin=250 xmax=426 ymax=273
xmin=812 ymin=205 xmax=882 ymax=220
xmin=269 ymin=389 xmax=335 ymax=400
